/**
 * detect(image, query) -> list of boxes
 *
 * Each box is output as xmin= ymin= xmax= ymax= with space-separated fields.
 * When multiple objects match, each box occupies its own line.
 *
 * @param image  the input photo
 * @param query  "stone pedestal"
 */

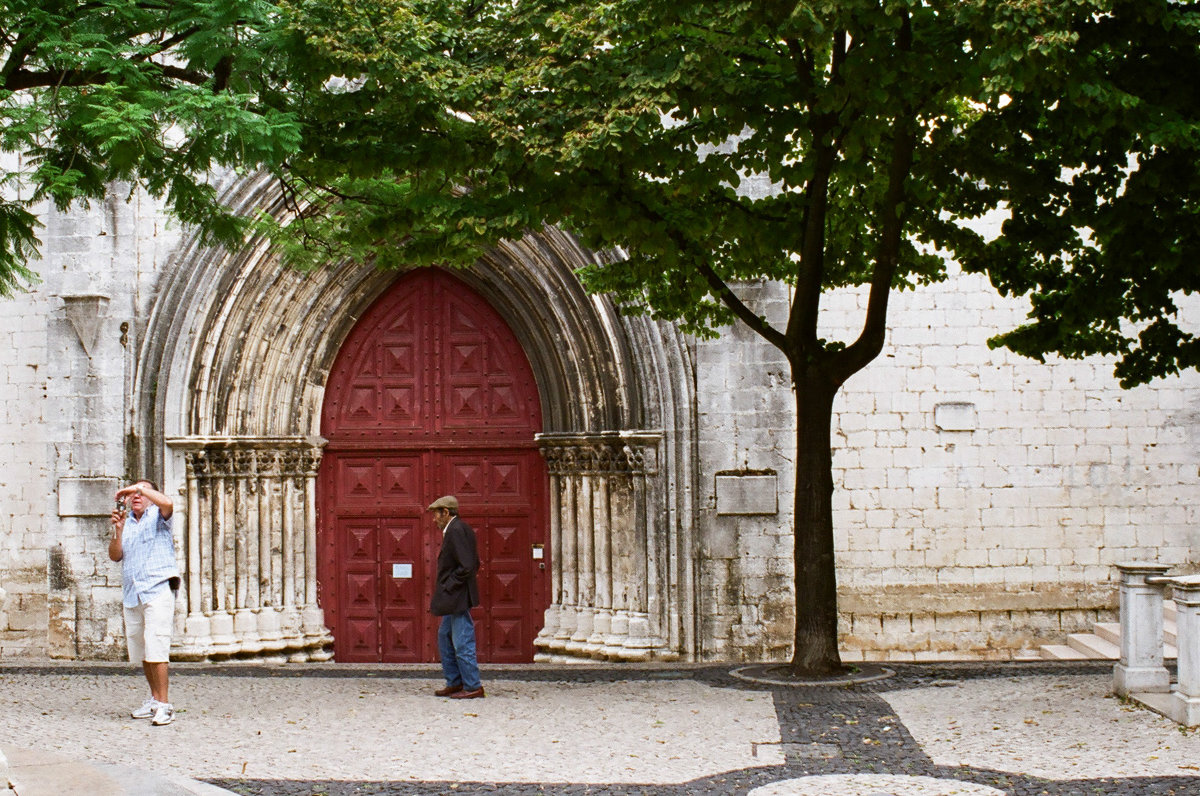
xmin=1167 ymin=576 xmax=1200 ymax=727
xmin=1113 ymin=562 xmax=1171 ymax=697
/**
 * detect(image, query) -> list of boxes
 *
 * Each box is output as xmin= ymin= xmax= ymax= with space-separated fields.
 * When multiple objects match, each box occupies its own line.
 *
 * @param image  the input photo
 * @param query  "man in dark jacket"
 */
xmin=428 ymin=495 xmax=484 ymax=699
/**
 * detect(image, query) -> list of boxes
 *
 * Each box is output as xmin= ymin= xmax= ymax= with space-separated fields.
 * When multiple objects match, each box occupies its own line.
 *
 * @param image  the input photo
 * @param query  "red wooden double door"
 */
xmin=317 ymin=268 xmax=548 ymax=662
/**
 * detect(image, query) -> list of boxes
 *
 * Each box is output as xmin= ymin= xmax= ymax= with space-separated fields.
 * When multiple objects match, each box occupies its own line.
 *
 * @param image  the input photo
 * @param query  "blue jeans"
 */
xmin=438 ymin=612 xmax=481 ymax=691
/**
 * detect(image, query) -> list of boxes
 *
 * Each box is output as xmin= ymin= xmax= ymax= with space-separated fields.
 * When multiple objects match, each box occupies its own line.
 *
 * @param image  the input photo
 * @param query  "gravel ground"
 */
xmin=2 ymin=662 xmax=1199 ymax=796
xmin=884 ymin=673 xmax=1200 ymax=781
xmin=0 ymin=669 xmax=780 ymax=784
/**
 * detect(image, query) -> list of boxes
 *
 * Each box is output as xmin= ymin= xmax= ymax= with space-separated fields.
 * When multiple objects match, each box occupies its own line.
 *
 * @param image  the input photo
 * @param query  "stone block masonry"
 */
xmin=692 ymin=271 xmax=1199 ymax=661
xmin=1 ymin=178 xmax=1198 ymax=663
xmin=0 ymin=182 xmax=188 ymax=658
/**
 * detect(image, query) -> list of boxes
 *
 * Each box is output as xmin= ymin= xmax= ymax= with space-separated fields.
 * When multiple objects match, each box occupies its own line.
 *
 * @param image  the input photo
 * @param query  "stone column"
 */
xmin=536 ymin=431 xmax=670 ymax=661
xmin=232 ymin=452 xmax=262 ymax=654
xmin=1168 ymin=575 xmax=1200 ymax=727
xmin=206 ymin=469 xmax=238 ymax=655
xmin=167 ymin=437 xmax=332 ymax=661
xmin=1113 ymin=562 xmax=1172 ymax=696
xmin=552 ymin=474 xmax=578 ymax=649
xmin=177 ymin=455 xmax=212 ymax=659
xmin=587 ymin=476 xmax=613 ymax=651
xmin=534 ymin=471 xmax=564 ymax=654
xmin=301 ymin=457 xmax=333 ymax=660
xmin=567 ymin=473 xmax=595 ymax=653
xmin=255 ymin=462 xmax=284 ymax=655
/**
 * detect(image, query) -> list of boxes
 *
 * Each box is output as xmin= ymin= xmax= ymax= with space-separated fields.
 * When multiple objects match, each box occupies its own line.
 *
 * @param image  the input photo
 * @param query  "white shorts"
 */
xmin=123 ymin=590 xmax=175 ymax=664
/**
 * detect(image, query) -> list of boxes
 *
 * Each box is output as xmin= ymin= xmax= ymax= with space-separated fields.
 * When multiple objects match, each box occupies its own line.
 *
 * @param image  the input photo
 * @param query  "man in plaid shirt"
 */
xmin=109 ymin=480 xmax=179 ymax=726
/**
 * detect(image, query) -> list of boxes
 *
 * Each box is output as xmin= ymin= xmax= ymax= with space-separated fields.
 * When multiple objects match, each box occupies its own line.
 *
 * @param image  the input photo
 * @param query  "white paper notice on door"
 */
xmin=392 ymin=563 xmax=413 ymax=579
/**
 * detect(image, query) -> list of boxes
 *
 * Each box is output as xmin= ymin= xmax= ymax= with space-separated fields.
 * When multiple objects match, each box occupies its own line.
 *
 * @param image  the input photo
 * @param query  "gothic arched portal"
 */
xmin=136 ymin=173 xmax=699 ymax=662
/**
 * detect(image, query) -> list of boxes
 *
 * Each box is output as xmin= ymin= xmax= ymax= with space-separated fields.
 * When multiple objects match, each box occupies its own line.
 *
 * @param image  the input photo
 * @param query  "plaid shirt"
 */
xmin=120 ymin=504 xmax=179 ymax=608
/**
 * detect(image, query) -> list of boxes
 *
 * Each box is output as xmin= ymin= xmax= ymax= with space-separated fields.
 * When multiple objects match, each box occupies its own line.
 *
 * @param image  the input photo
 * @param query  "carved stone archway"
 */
xmin=136 ymin=173 xmax=700 ymax=661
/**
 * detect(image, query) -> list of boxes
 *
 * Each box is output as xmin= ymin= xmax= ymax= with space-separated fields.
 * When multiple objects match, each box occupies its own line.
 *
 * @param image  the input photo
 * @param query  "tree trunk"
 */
xmin=789 ymin=369 xmax=844 ymax=675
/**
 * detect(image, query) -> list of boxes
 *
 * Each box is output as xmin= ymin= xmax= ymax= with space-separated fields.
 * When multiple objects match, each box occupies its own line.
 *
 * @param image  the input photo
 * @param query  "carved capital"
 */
xmin=538 ymin=431 xmax=660 ymax=476
xmin=173 ymin=436 xmax=325 ymax=481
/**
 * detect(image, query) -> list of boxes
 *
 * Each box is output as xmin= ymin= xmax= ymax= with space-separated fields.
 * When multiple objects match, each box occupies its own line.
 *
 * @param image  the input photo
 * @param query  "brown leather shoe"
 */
xmin=449 ymin=687 xmax=485 ymax=699
xmin=434 ymin=684 xmax=463 ymax=697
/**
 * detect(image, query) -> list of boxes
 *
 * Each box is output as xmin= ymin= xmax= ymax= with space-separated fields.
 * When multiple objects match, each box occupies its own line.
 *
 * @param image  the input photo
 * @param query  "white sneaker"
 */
xmin=150 ymin=702 xmax=174 ymax=726
xmin=131 ymin=698 xmax=160 ymax=719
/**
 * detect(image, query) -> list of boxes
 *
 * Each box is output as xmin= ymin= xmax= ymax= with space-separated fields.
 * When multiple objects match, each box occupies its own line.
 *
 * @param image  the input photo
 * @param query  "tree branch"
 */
xmin=611 ymin=167 xmax=790 ymax=350
xmin=835 ymin=13 xmax=916 ymax=383
xmin=5 ymin=61 xmax=217 ymax=91
xmin=692 ymin=251 xmax=790 ymax=350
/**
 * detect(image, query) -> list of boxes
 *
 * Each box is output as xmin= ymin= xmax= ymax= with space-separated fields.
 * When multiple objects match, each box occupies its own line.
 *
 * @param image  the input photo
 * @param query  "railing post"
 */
xmin=1167 ymin=575 xmax=1200 ymax=727
xmin=1113 ymin=562 xmax=1172 ymax=697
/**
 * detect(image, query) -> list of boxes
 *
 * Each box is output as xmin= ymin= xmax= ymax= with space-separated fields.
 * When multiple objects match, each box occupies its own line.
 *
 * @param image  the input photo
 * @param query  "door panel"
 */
xmin=318 ymin=268 xmax=548 ymax=663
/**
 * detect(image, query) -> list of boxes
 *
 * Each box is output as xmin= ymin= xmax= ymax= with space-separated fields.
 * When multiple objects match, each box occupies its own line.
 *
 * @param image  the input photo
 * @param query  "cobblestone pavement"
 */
xmin=2 ymin=661 xmax=1199 ymax=795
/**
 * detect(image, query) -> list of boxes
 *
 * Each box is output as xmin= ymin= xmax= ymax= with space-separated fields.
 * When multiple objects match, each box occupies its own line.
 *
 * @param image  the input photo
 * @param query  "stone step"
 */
xmin=1066 ymin=632 xmax=1122 ymax=659
xmin=1093 ymin=622 xmax=1120 ymax=645
xmin=1039 ymin=644 xmax=1091 ymax=660
xmin=1038 ymin=598 xmax=1180 ymax=661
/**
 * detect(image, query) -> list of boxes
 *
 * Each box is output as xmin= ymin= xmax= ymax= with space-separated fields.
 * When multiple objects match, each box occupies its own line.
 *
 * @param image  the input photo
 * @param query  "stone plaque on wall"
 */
xmin=57 ymin=477 xmax=119 ymax=517
xmin=934 ymin=401 xmax=977 ymax=431
xmin=715 ymin=472 xmax=778 ymax=515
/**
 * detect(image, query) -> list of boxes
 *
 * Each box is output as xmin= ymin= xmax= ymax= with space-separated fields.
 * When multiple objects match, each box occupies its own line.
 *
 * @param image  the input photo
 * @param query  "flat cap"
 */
xmin=427 ymin=495 xmax=459 ymax=511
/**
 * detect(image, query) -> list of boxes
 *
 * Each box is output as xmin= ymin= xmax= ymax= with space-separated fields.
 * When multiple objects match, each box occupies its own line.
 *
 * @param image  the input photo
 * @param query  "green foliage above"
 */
xmin=947 ymin=2 xmax=1200 ymax=387
xmin=274 ymin=0 xmax=1199 ymax=388
xmin=5 ymin=1 xmax=1194 ymax=385
xmin=0 ymin=0 xmax=302 ymax=295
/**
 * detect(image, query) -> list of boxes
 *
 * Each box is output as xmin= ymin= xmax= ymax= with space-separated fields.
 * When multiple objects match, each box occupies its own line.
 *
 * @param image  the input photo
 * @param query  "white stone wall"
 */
xmin=2 ymin=185 xmax=1197 ymax=662
xmin=693 ymin=279 xmax=797 ymax=660
xmin=0 ymin=184 xmax=185 ymax=658
xmin=0 ymin=220 xmax=51 ymax=656
xmin=692 ymin=270 xmax=1200 ymax=661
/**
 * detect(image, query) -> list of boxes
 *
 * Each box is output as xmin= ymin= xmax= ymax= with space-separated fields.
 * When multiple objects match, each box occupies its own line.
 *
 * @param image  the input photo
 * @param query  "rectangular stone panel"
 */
xmin=57 ymin=477 xmax=118 ymax=517
xmin=715 ymin=473 xmax=778 ymax=515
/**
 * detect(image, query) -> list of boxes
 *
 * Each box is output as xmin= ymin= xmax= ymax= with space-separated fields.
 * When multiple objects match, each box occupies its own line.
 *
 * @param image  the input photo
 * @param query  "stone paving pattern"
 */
xmin=2 ymin=661 xmax=1199 ymax=795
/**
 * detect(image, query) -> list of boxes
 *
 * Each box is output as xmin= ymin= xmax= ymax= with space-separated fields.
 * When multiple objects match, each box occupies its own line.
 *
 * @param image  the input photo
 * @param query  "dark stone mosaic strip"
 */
xmin=771 ymin=685 xmax=935 ymax=776
xmin=207 ymin=771 xmax=1200 ymax=796
xmin=0 ymin=660 xmax=1124 ymax=689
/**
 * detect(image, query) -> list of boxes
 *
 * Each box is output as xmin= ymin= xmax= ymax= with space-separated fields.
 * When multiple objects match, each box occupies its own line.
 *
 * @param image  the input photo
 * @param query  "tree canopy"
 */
xmin=275 ymin=0 xmax=1199 ymax=389
xmin=267 ymin=0 xmax=1199 ymax=672
xmin=4 ymin=0 xmax=1196 ymax=672
xmin=0 ymin=0 xmax=300 ymax=295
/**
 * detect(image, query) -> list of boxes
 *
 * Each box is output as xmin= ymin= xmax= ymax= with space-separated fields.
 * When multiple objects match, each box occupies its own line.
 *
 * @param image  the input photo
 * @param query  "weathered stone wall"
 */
xmin=693 ymin=279 xmax=796 ymax=661
xmin=691 ymin=269 xmax=1200 ymax=661
xmin=2 ymin=182 xmax=1197 ymax=662
xmin=0 ymin=200 xmax=51 ymax=656
xmin=0 ymin=182 xmax=186 ymax=659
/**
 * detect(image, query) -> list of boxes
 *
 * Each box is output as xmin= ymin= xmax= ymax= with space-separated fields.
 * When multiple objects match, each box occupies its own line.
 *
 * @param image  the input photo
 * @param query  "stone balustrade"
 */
xmin=1113 ymin=563 xmax=1200 ymax=727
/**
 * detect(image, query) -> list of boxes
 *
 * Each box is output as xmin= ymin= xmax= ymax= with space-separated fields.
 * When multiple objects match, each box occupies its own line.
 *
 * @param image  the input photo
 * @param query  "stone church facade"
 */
xmin=1 ymin=173 xmax=1197 ymax=663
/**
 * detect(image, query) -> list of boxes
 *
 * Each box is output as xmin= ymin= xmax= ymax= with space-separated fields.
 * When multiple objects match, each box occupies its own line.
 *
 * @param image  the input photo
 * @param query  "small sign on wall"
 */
xmin=392 ymin=563 xmax=413 ymax=579
xmin=715 ymin=471 xmax=778 ymax=515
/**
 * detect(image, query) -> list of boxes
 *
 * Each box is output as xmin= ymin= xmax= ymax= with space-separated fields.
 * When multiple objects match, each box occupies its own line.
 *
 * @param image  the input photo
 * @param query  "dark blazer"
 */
xmin=430 ymin=517 xmax=480 ymax=616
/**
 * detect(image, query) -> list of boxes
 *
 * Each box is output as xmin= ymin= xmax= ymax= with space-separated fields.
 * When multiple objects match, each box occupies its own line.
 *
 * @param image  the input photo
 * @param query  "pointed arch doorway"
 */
xmin=317 ymin=268 xmax=549 ymax=662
